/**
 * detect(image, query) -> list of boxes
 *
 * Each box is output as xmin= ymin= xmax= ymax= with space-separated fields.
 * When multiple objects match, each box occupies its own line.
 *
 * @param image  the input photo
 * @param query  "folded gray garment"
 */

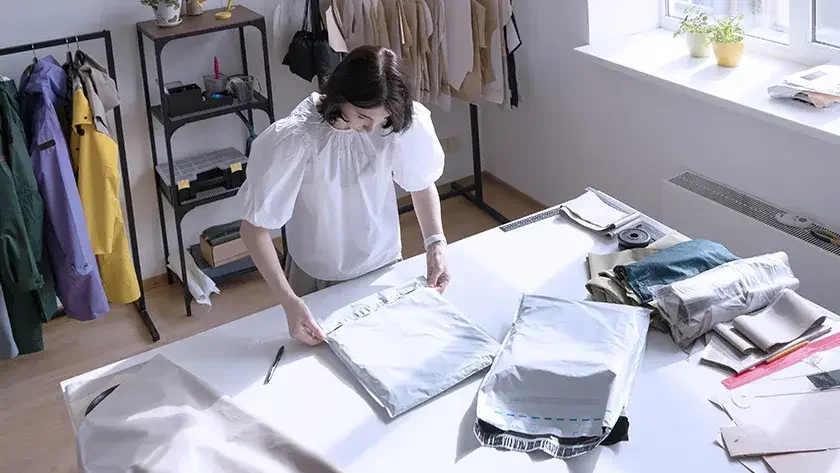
xmin=652 ymin=252 xmax=800 ymax=350
xmin=701 ymin=333 xmax=766 ymax=373
xmin=702 ymin=323 xmax=830 ymax=373
xmin=323 ymin=278 xmax=500 ymax=418
xmin=731 ymin=289 xmax=831 ymax=352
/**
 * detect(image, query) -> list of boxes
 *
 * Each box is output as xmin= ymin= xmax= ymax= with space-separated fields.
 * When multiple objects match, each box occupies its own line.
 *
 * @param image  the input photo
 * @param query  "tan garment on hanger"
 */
xmin=476 ymin=0 xmax=498 ymax=85
xmin=426 ymin=0 xmax=447 ymax=107
xmin=444 ymin=0 xmax=472 ymax=91
xmin=342 ymin=0 xmax=368 ymax=50
xmin=483 ymin=0 xmax=511 ymax=104
xmin=371 ymin=0 xmax=392 ymax=47
xmin=401 ymin=0 xmax=431 ymax=100
xmin=453 ymin=0 xmax=486 ymax=103
xmin=379 ymin=0 xmax=405 ymax=56
xmin=360 ymin=0 xmax=377 ymax=47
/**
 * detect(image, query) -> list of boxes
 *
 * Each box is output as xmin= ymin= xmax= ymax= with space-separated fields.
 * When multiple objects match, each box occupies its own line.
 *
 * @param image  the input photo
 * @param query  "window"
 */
xmin=664 ymin=0 xmax=840 ymax=63
xmin=815 ymin=0 xmax=840 ymax=48
xmin=667 ymin=0 xmax=789 ymax=44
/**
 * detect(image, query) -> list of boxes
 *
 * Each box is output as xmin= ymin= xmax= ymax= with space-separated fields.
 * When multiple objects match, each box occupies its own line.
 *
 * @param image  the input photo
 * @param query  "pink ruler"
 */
xmin=723 ymin=332 xmax=840 ymax=390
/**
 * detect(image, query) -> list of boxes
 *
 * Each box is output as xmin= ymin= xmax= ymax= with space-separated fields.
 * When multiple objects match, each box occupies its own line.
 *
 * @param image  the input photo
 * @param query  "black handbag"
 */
xmin=282 ymin=0 xmax=343 ymax=85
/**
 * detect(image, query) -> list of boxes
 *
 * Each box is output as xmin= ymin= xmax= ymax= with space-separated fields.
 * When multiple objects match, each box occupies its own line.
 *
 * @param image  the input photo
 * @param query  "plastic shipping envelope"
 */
xmin=321 ymin=278 xmax=500 ymax=418
xmin=475 ymin=295 xmax=650 ymax=459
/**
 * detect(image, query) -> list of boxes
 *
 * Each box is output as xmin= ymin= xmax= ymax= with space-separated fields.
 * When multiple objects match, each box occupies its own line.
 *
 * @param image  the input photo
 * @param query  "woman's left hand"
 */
xmin=426 ymin=242 xmax=451 ymax=292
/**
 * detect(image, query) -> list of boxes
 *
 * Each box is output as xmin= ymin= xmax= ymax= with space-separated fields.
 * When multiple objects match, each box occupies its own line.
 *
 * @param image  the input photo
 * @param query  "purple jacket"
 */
xmin=23 ymin=56 xmax=108 ymax=320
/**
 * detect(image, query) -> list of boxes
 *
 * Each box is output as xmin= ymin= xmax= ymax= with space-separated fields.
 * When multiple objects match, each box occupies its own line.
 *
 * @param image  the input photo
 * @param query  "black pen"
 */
xmin=264 ymin=345 xmax=285 ymax=385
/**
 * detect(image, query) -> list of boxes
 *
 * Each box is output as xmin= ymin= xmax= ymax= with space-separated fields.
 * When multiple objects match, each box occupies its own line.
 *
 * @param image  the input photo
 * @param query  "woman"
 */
xmin=239 ymin=46 xmax=450 ymax=346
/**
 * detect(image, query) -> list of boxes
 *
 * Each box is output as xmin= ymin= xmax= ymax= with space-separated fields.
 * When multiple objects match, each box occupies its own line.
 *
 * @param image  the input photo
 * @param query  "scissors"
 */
xmin=811 ymin=228 xmax=840 ymax=246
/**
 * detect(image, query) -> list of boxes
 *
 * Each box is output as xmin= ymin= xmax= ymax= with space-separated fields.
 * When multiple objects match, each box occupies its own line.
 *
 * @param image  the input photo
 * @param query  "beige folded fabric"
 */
xmin=585 ymin=232 xmax=689 ymax=305
xmin=714 ymin=322 xmax=760 ymax=354
xmin=733 ymin=289 xmax=830 ymax=352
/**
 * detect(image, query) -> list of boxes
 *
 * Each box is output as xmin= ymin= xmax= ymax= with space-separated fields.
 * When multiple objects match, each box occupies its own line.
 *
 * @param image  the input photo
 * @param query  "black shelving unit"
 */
xmin=0 ymin=30 xmax=160 ymax=342
xmin=137 ymin=6 xmax=277 ymax=317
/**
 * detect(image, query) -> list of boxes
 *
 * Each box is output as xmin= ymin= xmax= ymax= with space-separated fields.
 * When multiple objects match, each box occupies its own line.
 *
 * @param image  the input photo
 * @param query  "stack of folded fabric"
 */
xmin=650 ymin=252 xmax=801 ymax=350
xmin=585 ymin=237 xmax=738 ymax=334
xmin=560 ymin=190 xmax=641 ymax=238
xmin=698 ymin=288 xmax=835 ymax=373
xmin=585 ymin=232 xmax=690 ymax=306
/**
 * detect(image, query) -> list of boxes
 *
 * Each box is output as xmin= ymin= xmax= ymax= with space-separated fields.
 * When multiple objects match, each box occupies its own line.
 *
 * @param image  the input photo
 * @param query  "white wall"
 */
xmin=0 ymin=0 xmax=472 ymax=279
xmin=482 ymin=0 xmax=840 ymax=310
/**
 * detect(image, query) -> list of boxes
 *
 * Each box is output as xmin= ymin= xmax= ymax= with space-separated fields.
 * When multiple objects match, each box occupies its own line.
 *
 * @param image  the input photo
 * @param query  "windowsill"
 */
xmin=575 ymin=28 xmax=840 ymax=147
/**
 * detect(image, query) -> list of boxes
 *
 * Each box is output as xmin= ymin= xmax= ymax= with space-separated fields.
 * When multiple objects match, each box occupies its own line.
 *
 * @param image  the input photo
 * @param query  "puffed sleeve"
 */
xmin=238 ymin=121 xmax=310 ymax=229
xmin=391 ymin=102 xmax=445 ymax=192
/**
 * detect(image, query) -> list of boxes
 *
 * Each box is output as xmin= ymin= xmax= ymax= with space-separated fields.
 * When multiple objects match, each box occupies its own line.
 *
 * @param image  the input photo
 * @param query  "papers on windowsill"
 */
xmin=560 ymin=190 xmax=641 ymax=238
xmin=768 ymin=64 xmax=840 ymax=109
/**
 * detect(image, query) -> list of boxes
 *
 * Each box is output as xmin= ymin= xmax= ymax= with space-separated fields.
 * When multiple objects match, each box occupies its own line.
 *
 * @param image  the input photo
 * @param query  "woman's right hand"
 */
xmin=284 ymin=297 xmax=327 ymax=346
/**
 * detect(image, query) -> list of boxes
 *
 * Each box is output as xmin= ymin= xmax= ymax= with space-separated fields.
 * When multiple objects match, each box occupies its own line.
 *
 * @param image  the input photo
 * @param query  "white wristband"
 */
xmin=424 ymin=234 xmax=447 ymax=250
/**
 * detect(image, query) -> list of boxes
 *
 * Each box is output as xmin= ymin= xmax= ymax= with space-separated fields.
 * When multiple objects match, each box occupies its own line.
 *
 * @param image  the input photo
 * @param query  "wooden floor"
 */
xmin=0 ymin=178 xmax=542 ymax=473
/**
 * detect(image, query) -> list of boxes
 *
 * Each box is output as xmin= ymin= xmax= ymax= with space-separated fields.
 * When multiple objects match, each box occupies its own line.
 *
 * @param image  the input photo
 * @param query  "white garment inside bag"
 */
xmin=652 ymin=252 xmax=800 ymax=350
xmin=475 ymin=295 xmax=650 ymax=459
xmin=322 ymin=278 xmax=500 ymax=417
xmin=237 ymin=93 xmax=444 ymax=281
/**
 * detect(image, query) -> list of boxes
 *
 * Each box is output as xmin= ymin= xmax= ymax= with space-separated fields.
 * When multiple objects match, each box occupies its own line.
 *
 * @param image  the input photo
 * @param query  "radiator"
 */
xmin=661 ymin=171 xmax=840 ymax=313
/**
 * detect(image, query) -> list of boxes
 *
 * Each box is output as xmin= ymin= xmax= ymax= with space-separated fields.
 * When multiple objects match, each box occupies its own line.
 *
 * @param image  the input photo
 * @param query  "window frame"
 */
xmin=660 ymin=0 xmax=840 ymax=66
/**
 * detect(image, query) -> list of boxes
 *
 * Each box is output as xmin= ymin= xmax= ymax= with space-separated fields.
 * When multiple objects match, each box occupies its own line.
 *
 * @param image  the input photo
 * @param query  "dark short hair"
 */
xmin=317 ymin=46 xmax=414 ymax=133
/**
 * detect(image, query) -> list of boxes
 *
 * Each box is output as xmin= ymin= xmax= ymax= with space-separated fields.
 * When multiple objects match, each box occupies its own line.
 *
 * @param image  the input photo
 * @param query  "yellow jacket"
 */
xmin=70 ymin=88 xmax=140 ymax=303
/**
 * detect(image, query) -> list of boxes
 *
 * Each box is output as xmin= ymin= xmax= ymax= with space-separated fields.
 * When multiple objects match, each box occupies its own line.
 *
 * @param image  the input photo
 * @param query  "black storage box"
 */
xmin=165 ymin=84 xmax=235 ymax=118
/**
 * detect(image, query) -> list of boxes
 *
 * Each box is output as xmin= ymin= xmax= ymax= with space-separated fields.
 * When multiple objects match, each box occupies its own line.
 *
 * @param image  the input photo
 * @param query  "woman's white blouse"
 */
xmin=237 ymin=93 xmax=444 ymax=281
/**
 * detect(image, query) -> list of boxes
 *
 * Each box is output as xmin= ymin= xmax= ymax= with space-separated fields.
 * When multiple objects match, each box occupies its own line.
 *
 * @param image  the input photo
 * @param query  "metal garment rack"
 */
xmin=0 ymin=30 xmax=160 ymax=342
xmin=398 ymin=103 xmax=510 ymax=225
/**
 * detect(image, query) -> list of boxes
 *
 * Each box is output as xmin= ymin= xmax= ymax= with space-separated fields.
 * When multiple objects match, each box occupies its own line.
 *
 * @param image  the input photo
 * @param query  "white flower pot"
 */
xmin=686 ymin=32 xmax=712 ymax=58
xmin=154 ymin=2 xmax=182 ymax=27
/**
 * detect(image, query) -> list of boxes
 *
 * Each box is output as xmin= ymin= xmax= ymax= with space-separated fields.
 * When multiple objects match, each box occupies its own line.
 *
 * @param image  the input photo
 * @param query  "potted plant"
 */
xmin=673 ymin=5 xmax=713 ymax=58
xmin=710 ymin=14 xmax=745 ymax=67
xmin=141 ymin=0 xmax=183 ymax=27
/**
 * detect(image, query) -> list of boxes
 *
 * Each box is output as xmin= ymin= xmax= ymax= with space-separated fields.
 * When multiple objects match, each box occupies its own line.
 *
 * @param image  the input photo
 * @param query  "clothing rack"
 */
xmin=398 ymin=103 xmax=509 ymax=225
xmin=0 ymin=30 xmax=160 ymax=342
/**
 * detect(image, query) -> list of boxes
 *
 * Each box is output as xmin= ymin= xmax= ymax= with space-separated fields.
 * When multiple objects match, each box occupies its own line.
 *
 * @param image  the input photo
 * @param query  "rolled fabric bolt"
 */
xmin=604 ymin=215 xmax=643 ymax=239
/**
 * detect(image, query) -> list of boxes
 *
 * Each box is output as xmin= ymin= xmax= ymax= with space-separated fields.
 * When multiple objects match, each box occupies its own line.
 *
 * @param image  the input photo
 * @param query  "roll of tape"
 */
xmin=775 ymin=212 xmax=813 ymax=229
xmin=618 ymin=228 xmax=652 ymax=250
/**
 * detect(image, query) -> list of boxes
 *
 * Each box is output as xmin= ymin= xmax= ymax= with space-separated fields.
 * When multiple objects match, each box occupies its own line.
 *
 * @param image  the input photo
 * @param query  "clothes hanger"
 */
xmin=31 ymin=44 xmax=37 ymax=64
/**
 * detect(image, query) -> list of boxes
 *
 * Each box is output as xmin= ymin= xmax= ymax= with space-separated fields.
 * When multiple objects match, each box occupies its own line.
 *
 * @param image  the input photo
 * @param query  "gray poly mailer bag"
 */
xmin=651 ymin=252 xmax=800 ymax=350
xmin=322 ymin=278 xmax=500 ymax=418
xmin=475 ymin=295 xmax=650 ymax=459
xmin=76 ymin=355 xmax=342 ymax=473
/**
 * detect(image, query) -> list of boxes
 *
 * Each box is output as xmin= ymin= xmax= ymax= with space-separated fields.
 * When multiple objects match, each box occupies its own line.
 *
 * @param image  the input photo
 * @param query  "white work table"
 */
xmin=61 ymin=208 xmax=747 ymax=473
